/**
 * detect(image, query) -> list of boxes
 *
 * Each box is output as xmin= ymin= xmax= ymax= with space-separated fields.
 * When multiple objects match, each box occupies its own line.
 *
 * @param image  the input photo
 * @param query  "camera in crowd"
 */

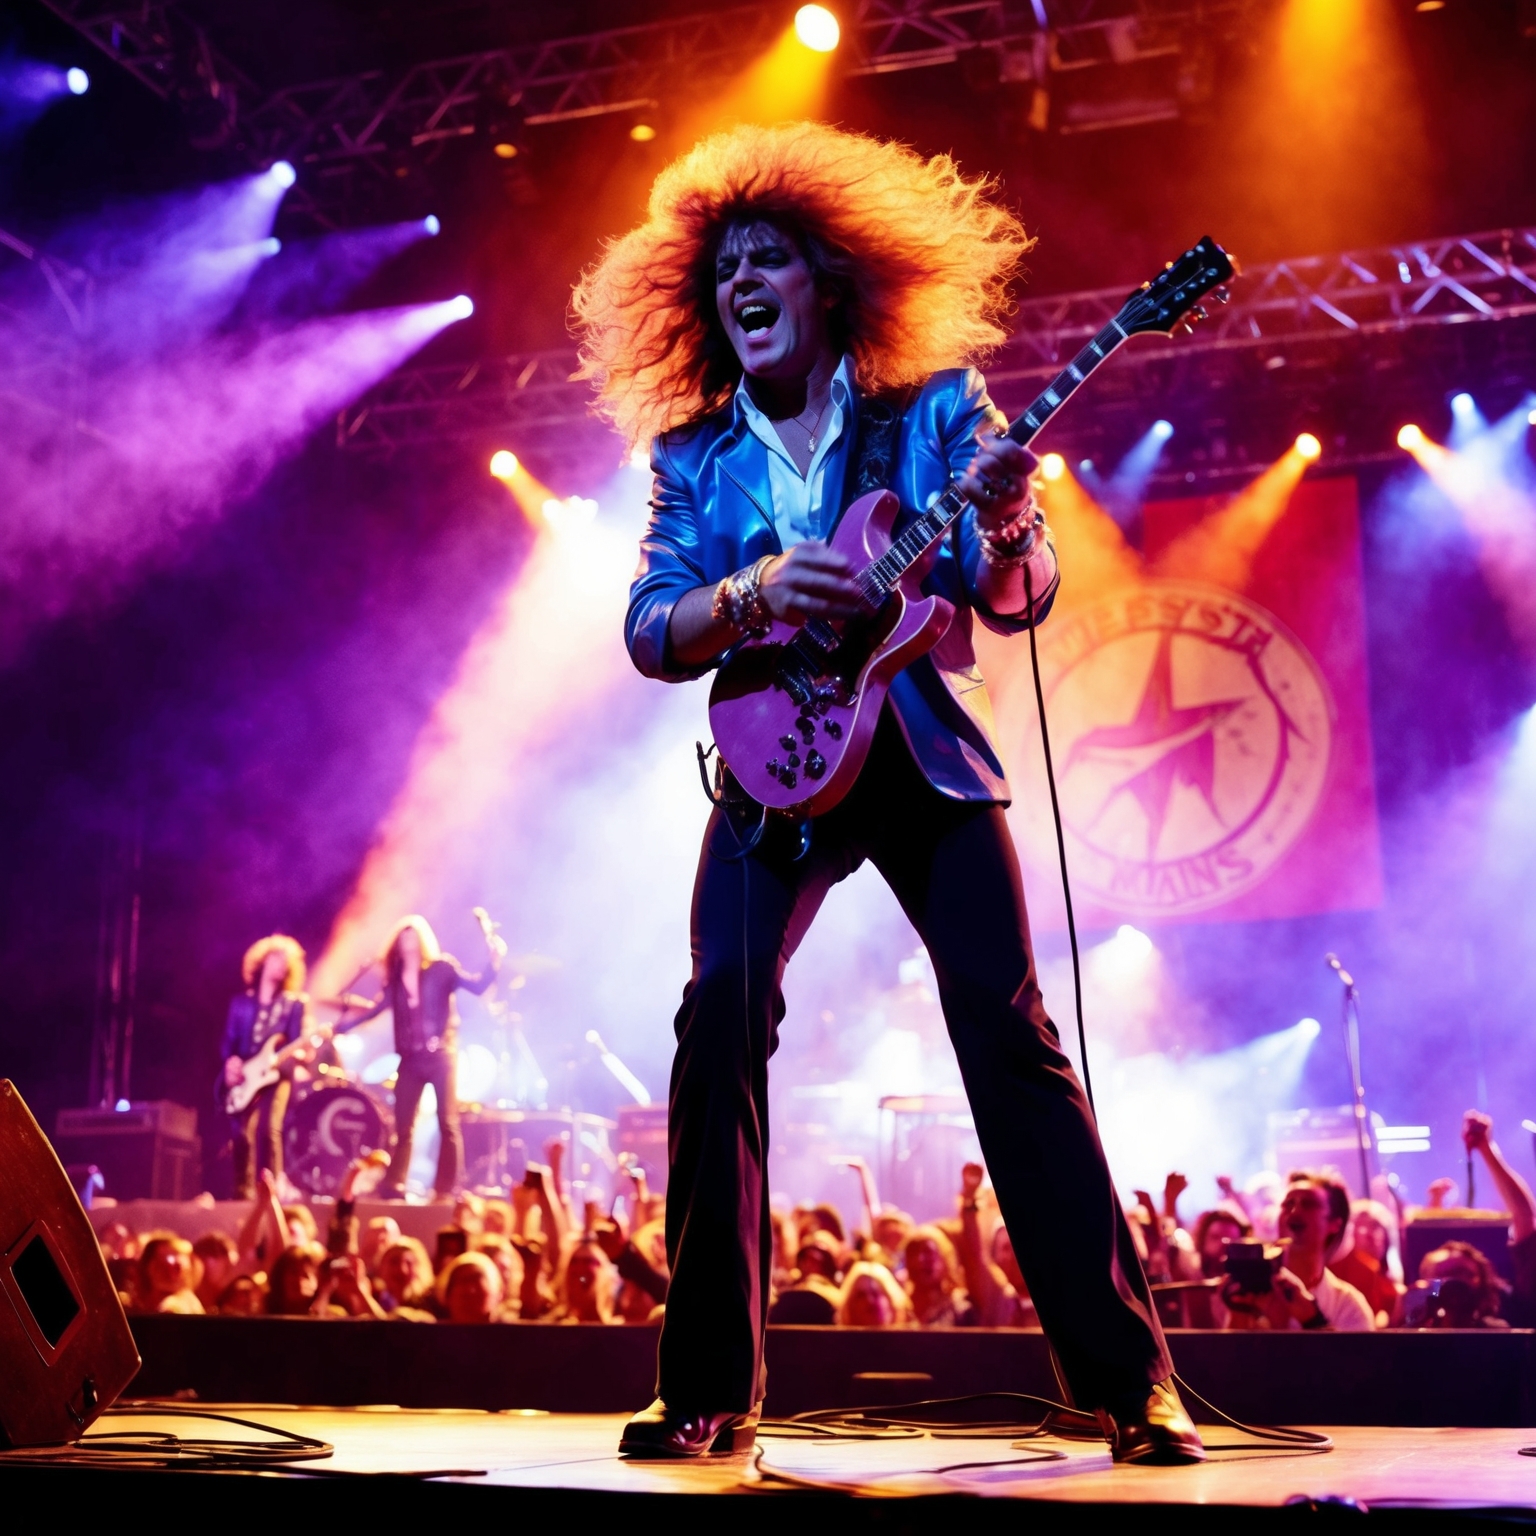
xmin=1223 ymin=1240 xmax=1285 ymax=1294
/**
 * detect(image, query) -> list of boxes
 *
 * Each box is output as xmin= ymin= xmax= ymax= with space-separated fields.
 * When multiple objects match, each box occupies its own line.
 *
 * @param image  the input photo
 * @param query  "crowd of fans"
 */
xmin=97 ymin=1110 xmax=1536 ymax=1332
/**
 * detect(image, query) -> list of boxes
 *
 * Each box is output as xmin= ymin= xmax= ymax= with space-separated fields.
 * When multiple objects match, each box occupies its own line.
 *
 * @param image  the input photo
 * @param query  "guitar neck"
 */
xmin=855 ymin=316 xmax=1131 ymax=602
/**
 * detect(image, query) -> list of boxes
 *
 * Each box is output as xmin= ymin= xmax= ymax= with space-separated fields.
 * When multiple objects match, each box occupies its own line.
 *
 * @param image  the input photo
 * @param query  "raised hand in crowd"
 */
xmin=1462 ymin=1110 xmax=1536 ymax=1242
xmin=1163 ymin=1172 xmax=1190 ymax=1226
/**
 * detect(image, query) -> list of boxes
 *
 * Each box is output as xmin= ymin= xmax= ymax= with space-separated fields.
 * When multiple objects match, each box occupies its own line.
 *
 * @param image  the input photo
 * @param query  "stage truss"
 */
xmin=42 ymin=0 xmax=1266 ymax=225
xmin=330 ymin=226 xmax=1536 ymax=481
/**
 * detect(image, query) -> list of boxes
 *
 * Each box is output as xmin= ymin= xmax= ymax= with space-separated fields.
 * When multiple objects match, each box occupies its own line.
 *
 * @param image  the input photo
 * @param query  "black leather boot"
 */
xmin=617 ymin=1399 xmax=761 ymax=1458
xmin=1097 ymin=1379 xmax=1207 ymax=1465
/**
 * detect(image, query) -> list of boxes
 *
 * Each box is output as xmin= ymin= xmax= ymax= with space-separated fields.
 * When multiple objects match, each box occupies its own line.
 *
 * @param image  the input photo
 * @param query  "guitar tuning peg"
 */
xmin=1192 ymin=305 xmax=1209 ymax=322
xmin=1214 ymin=287 xmax=1231 ymax=304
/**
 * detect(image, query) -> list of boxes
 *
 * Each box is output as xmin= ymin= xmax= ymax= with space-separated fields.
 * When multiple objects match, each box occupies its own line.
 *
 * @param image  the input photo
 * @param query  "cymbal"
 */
xmin=314 ymin=993 xmax=375 ymax=1012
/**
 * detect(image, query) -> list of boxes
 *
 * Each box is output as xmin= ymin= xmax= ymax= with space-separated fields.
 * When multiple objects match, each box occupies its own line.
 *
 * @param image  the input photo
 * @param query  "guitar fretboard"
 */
xmin=855 ymin=315 xmax=1131 ymax=606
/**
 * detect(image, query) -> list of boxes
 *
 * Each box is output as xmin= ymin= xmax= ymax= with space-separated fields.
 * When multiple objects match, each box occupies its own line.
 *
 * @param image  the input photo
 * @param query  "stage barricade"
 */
xmin=124 ymin=1316 xmax=1536 ymax=1427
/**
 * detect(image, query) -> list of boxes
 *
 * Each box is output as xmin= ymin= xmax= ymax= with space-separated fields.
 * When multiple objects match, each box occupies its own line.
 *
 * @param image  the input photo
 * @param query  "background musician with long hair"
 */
xmin=222 ymin=934 xmax=310 ymax=1199
xmin=339 ymin=915 xmax=505 ymax=1199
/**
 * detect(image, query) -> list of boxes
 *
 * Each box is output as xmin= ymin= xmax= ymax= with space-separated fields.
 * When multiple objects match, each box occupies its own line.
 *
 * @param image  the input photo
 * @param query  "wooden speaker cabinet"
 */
xmin=0 ymin=1080 xmax=140 ymax=1446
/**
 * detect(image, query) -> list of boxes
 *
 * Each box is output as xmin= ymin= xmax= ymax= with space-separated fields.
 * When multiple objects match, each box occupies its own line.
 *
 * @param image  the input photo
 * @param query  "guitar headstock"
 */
xmin=1118 ymin=236 xmax=1236 ymax=338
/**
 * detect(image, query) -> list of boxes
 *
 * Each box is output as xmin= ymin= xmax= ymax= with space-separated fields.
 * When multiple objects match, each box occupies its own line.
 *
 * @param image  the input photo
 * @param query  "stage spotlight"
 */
xmin=268 ymin=160 xmax=297 ymax=188
xmin=1040 ymin=452 xmax=1066 ymax=480
xmin=1452 ymin=391 xmax=1475 ymax=415
xmin=258 ymin=236 xmax=281 ymax=256
xmin=1528 ymin=408 xmax=1536 ymax=426
xmin=1294 ymin=432 xmax=1321 ymax=461
xmin=629 ymin=123 xmax=657 ymax=142
xmin=490 ymin=450 xmax=519 ymax=480
xmin=1397 ymin=423 xmax=1424 ymax=450
xmin=1151 ymin=419 xmax=1174 ymax=441
xmin=447 ymin=294 xmax=474 ymax=319
xmin=493 ymin=141 xmax=519 ymax=159
xmin=423 ymin=214 xmax=441 ymax=236
xmin=1079 ymin=459 xmax=1094 ymax=473
xmin=66 ymin=66 xmax=89 ymax=95
xmin=795 ymin=4 xmax=841 ymax=50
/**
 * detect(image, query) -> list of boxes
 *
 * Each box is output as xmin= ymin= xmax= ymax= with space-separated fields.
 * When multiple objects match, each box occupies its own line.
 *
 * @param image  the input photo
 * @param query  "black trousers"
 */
xmin=231 ymin=1079 xmax=290 ymax=1200
xmin=658 ymin=711 xmax=1172 ymax=1413
xmin=383 ymin=1047 xmax=462 ymax=1196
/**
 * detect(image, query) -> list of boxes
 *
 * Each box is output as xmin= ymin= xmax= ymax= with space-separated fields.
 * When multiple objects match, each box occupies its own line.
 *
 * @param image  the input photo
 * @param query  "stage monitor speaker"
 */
xmin=0 ymin=1080 xmax=140 ymax=1446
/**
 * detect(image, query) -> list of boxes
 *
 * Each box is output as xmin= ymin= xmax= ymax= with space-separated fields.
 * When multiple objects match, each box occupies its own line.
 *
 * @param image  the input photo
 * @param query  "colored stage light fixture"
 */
xmin=258 ymin=237 xmax=281 ymax=256
xmin=1528 ymin=408 xmax=1536 ymax=426
xmin=1040 ymin=452 xmax=1065 ymax=480
xmin=1451 ymin=392 xmax=1475 ymax=414
xmin=1294 ymin=432 xmax=1321 ymax=461
xmin=66 ymin=67 xmax=89 ymax=95
xmin=493 ymin=141 xmax=519 ymax=159
xmin=446 ymin=294 xmax=474 ymax=319
xmin=423 ymin=215 xmax=441 ymax=236
xmin=490 ymin=450 xmax=519 ymax=480
xmin=795 ymin=5 xmax=841 ymax=51
xmin=1397 ymin=423 xmax=1424 ymax=450
xmin=629 ymin=123 xmax=657 ymax=142
xmin=1151 ymin=419 xmax=1174 ymax=440
xmin=1079 ymin=459 xmax=1094 ymax=473
xmin=268 ymin=160 xmax=297 ymax=188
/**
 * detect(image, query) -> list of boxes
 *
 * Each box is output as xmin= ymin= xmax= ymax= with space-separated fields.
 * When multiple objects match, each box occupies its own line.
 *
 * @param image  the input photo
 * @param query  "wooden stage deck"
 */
xmin=6 ymin=1406 xmax=1536 ymax=1524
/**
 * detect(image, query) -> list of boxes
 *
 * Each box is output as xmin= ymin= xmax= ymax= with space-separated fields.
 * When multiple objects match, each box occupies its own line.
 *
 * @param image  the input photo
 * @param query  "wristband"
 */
xmin=978 ymin=507 xmax=1046 ymax=568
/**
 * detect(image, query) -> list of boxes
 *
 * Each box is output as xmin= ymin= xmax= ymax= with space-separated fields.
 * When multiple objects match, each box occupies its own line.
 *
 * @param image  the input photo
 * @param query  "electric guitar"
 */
xmin=223 ymin=1022 xmax=333 ymax=1116
xmin=708 ymin=236 xmax=1236 ymax=817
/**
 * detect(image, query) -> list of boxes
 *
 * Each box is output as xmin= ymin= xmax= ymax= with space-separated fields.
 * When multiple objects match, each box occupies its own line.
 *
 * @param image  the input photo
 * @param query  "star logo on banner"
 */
xmin=1065 ymin=629 xmax=1246 ymax=862
xmin=1026 ymin=580 xmax=1334 ymax=918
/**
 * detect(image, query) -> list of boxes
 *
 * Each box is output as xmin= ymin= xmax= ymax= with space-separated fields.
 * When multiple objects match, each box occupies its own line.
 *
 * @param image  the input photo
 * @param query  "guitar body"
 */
xmin=223 ymin=1035 xmax=285 ymax=1117
xmin=709 ymin=488 xmax=954 ymax=817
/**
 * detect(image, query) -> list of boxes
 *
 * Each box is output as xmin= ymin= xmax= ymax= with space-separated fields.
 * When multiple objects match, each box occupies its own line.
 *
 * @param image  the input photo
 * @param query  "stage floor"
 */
xmin=35 ymin=1404 xmax=1536 ymax=1516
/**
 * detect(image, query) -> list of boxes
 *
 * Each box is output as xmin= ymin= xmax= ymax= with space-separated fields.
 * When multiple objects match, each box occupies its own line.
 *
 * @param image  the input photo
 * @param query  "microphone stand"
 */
xmin=1327 ymin=954 xmax=1373 ymax=1199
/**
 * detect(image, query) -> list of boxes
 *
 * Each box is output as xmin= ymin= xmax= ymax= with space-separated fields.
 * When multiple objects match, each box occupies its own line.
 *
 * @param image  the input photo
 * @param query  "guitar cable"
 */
xmin=1022 ymin=559 xmax=1094 ymax=1116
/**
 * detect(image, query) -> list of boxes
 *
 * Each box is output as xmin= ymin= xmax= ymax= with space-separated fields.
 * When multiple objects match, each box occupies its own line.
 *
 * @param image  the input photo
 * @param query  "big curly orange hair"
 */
xmin=572 ymin=121 xmax=1032 ymax=449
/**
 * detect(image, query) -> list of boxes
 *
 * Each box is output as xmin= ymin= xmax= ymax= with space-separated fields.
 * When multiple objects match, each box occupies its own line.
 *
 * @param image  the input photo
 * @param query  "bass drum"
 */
xmin=284 ymin=1082 xmax=393 ymax=1198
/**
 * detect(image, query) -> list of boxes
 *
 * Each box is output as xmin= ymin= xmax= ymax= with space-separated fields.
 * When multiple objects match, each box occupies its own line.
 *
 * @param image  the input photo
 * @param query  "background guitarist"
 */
xmin=337 ymin=914 xmax=505 ymax=1200
xmin=221 ymin=933 xmax=311 ymax=1200
xmin=575 ymin=121 xmax=1201 ymax=1464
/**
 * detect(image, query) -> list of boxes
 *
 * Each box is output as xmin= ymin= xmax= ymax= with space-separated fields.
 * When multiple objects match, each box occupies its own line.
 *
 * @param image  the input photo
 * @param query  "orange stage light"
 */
xmin=1152 ymin=448 xmax=1309 ymax=590
xmin=1039 ymin=452 xmax=1066 ymax=481
xmin=1397 ymin=423 xmax=1424 ymax=451
xmin=1294 ymin=432 xmax=1322 ymax=461
xmin=629 ymin=123 xmax=657 ymax=143
xmin=489 ymin=449 xmax=519 ymax=480
xmin=794 ymin=5 xmax=841 ymax=52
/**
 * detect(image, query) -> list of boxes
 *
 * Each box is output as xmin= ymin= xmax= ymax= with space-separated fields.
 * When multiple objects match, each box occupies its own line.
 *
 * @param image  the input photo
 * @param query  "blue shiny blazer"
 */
xmin=625 ymin=368 xmax=1059 ymax=804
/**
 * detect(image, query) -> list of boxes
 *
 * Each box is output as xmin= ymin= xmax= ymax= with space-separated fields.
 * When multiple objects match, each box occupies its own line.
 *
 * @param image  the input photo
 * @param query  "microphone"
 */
xmin=1324 ymin=953 xmax=1355 ymax=990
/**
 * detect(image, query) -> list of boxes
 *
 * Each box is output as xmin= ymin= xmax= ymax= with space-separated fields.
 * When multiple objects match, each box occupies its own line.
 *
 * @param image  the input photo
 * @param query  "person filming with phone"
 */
xmin=1221 ymin=1172 xmax=1374 ymax=1331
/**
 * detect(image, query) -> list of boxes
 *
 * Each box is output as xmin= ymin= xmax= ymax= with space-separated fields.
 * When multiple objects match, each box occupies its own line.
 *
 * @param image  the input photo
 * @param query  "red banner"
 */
xmin=985 ymin=475 xmax=1383 ymax=925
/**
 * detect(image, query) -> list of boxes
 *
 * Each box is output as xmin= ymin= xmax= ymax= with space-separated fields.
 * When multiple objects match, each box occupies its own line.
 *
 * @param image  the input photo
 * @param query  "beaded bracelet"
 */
xmin=711 ymin=554 xmax=775 ymax=635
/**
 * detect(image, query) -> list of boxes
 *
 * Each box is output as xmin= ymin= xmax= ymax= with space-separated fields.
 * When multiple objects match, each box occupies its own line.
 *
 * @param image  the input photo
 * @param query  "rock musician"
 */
xmin=221 ymin=933 xmax=310 ymax=1200
xmin=574 ymin=121 xmax=1202 ymax=1464
xmin=338 ymin=915 xmax=504 ymax=1199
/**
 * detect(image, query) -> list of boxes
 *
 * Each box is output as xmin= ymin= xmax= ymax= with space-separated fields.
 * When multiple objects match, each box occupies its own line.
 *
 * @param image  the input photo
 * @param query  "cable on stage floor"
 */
xmin=0 ymin=1406 xmax=335 ymax=1472
xmin=0 ymin=1404 xmax=491 ymax=1479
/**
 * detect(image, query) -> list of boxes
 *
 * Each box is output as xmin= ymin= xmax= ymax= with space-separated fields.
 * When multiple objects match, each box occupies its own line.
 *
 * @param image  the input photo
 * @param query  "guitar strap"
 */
xmin=827 ymin=383 xmax=915 ymax=538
